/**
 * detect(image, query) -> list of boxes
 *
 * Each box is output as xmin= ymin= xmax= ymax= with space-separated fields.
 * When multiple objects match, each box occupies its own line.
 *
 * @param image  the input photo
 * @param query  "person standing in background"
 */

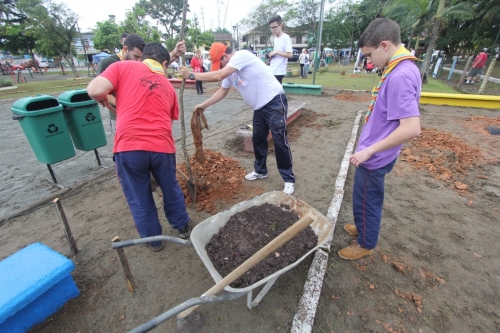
xmin=298 ymin=48 xmax=306 ymax=78
xmin=190 ymin=49 xmax=205 ymax=95
xmin=465 ymin=48 xmax=489 ymax=85
xmin=268 ymin=15 xmax=293 ymax=84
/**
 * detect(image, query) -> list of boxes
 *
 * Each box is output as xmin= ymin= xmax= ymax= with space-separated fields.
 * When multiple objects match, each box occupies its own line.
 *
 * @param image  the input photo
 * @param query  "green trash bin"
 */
xmin=58 ymin=89 xmax=107 ymax=151
xmin=11 ymin=95 xmax=76 ymax=164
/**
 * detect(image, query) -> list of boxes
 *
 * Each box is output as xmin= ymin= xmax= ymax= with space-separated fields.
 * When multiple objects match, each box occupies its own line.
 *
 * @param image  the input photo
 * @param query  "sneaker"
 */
xmin=338 ymin=243 xmax=373 ymax=260
xmin=178 ymin=223 xmax=191 ymax=239
xmin=283 ymin=182 xmax=295 ymax=195
xmin=245 ymin=171 xmax=268 ymax=181
xmin=149 ymin=242 xmax=164 ymax=252
xmin=344 ymin=224 xmax=359 ymax=237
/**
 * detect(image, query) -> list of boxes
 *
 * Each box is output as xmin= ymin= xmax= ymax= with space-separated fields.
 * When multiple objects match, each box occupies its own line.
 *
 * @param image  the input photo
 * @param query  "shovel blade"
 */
xmin=176 ymin=311 xmax=207 ymax=333
xmin=187 ymin=180 xmax=196 ymax=203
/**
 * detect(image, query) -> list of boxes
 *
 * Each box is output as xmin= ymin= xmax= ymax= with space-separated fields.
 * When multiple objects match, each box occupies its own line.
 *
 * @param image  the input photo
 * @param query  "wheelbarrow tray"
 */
xmin=190 ymin=191 xmax=333 ymax=294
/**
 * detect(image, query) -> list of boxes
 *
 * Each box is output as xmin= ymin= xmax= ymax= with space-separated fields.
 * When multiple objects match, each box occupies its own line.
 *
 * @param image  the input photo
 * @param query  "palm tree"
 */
xmin=420 ymin=0 xmax=473 ymax=79
xmin=383 ymin=0 xmax=473 ymax=78
xmin=383 ymin=0 xmax=436 ymax=50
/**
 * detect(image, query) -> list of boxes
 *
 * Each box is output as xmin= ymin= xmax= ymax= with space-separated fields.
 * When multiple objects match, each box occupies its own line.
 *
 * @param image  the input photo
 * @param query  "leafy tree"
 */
xmin=240 ymin=0 xmax=292 ymax=50
xmin=0 ymin=0 xmax=27 ymax=23
xmin=213 ymin=27 xmax=231 ymax=34
xmin=136 ymin=0 xmax=186 ymax=40
xmin=18 ymin=0 xmax=81 ymax=77
xmin=92 ymin=20 xmax=121 ymax=52
xmin=120 ymin=5 xmax=162 ymax=43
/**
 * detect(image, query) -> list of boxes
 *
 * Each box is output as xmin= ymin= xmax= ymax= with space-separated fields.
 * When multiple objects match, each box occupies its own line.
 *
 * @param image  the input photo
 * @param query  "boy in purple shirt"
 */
xmin=338 ymin=18 xmax=421 ymax=260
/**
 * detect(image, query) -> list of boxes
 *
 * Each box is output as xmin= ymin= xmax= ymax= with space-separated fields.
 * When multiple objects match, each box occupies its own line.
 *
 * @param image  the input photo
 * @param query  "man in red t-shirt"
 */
xmin=87 ymin=43 xmax=191 ymax=251
xmin=466 ymin=49 xmax=488 ymax=85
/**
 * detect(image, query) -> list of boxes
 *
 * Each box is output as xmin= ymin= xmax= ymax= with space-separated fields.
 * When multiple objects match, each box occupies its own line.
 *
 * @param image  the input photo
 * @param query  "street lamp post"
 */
xmin=232 ymin=24 xmax=239 ymax=50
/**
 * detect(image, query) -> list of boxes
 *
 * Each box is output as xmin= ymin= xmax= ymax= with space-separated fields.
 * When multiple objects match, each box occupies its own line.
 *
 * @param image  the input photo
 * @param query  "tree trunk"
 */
xmin=421 ymin=0 xmax=445 ymax=80
xmin=63 ymin=54 xmax=80 ymax=78
xmin=421 ymin=18 xmax=440 ymax=80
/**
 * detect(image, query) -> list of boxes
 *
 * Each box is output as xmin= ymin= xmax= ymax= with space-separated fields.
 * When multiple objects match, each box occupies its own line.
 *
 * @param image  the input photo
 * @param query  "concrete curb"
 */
xmin=291 ymin=110 xmax=364 ymax=333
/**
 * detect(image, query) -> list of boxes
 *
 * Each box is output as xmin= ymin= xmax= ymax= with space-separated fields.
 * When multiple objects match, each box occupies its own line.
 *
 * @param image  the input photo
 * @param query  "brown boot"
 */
xmin=344 ymin=224 xmax=358 ymax=236
xmin=338 ymin=243 xmax=373 ymax=260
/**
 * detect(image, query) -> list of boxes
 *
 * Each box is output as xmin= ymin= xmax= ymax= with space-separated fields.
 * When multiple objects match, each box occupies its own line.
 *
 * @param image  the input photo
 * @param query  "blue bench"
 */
xmin=0 ymin=242 xmax=80 ymax=333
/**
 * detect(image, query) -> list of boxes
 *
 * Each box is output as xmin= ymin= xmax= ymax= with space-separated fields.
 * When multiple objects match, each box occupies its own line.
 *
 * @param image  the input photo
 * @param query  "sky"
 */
xmin=61 ymin=0 xmax=260 ymax=34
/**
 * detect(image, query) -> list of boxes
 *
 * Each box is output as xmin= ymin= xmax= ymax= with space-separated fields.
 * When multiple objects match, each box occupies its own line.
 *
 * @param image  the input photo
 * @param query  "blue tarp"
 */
xmin=92 ymin=52 xmax=111 ymax=63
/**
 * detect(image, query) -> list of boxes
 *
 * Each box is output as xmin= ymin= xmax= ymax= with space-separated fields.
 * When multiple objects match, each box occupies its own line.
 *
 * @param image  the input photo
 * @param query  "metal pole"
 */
xmin=94 ymin=149 xmax=102 ymax=166
xmin=76 ymin=22 xmax=89 ymax=67
xmin=53 ymin=198 xmax=79 ymax=256
xmin=312 ymin=0 xmax=326 ymax=85
xmin=47 ymin=164 xmax=58 ymax=183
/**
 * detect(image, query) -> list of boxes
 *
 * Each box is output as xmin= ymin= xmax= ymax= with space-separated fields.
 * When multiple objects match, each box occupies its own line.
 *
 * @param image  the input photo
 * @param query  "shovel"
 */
xmin=176 ymin=168 xmax=196 ymax=203
xmin=127 ymin=212 xmax=315 ymax=333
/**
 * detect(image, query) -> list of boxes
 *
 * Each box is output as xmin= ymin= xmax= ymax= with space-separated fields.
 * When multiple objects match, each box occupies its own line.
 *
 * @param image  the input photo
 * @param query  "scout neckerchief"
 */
xmin=142 ymin=59 xmax=166 ymax=76
xmin=117 ymin=49 xmax=127 ymax=61
xmin=366 ymin=45 xmax=418 ymax=123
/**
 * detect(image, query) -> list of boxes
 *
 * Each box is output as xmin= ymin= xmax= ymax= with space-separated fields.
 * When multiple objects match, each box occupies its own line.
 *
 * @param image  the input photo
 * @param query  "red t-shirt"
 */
xmin=100 ymin=61 xmax=179 ymax=154
xmin=473 ymin=52 xmax=487 ymax=68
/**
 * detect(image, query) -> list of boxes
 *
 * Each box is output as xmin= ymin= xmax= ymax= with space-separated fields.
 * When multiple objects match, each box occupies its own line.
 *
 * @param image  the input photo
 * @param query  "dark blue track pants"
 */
xmin=252 ymin=94 xmax=295 ymax=183
xmin=353 ymin=158 xmax=396 ymax=250
xmin=115 ymin=151 xmax=189 ymax=246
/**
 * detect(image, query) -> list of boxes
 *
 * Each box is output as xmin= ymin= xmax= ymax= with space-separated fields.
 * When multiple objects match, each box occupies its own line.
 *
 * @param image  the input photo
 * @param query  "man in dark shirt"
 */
xmin=97 ymin=34 xmax=186 ymax=134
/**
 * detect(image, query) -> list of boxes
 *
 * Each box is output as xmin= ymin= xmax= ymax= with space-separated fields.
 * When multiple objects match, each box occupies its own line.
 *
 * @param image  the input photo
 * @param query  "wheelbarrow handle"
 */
xmin=127 ymin=292 xmax=247 ymax=333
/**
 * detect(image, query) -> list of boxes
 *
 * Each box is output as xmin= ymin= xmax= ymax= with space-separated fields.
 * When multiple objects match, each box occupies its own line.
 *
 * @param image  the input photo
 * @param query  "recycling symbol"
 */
xmin=47 ymin=124 xmax=58 ymax=133
xmin=85 ymin=112 xmax=96 ymax=122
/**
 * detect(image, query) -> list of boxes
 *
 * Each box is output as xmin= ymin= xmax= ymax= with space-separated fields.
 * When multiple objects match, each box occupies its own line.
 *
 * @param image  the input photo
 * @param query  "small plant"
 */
xmin=269 ymin=222 xmax=276 ymax=231
xmin=0 ymin=77 xmax=13 ymax=87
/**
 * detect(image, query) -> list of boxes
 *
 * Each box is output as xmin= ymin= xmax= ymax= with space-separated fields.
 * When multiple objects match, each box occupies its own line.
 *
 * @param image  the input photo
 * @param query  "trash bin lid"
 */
xmin=11 ymin=95 xmax=63 ymax=116
xmin=58 ymin=89 xmax=97 ymax=108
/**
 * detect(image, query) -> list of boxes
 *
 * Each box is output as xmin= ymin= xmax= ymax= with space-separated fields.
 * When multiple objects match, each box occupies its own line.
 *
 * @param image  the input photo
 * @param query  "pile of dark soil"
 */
xmin=206 ymin=203 xmax=317 ymax=288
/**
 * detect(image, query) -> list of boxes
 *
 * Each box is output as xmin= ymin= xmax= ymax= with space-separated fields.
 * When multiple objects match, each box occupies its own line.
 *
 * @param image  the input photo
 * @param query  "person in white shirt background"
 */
xmin=179 ymin=42 xmax=296 ymax=195
xmin=268 ymin=15 xmax=293 ymax=84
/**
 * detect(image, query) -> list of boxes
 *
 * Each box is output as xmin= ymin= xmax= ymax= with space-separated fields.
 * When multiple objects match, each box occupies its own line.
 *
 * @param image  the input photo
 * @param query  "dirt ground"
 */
xmin=0 ymin=87 xmax=499 ymax=333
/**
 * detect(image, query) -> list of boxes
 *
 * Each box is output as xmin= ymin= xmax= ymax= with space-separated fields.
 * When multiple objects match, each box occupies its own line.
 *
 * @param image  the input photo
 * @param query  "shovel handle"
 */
xmin=177 ymin=211 xmax=316 ymax=318
xmin=176 ymin=168 xmax=189 ymax=180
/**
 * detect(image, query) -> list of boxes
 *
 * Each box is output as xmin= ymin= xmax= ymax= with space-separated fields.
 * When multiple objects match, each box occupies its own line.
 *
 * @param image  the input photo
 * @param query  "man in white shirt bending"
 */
xmin=179 ymin=43 xmax=296 ymax=195
xmin=268 ymin=15 xmax=293 ymax=84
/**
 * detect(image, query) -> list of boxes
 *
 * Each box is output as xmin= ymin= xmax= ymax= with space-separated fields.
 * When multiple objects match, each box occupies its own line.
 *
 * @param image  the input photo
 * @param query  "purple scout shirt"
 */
xmin=356 ymin=60 xmax=421 ymax=170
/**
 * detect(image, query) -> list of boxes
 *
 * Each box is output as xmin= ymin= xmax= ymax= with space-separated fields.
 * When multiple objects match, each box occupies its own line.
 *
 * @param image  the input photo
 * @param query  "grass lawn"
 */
xmin=0 ymin=78 xmax=93 ymax=101
xmin=1 ymin=60 xmax=496 ymax=102
xmin=285 ymin=62 xmax=459 ymax=94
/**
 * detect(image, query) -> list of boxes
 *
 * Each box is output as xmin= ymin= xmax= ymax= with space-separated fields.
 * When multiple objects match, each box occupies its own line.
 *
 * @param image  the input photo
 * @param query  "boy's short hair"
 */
xmin=123 ymin=34 xmax=146 ymax=52
xmin=358 ymin=18 xmax=401 ymax=48
xmin=143 ymin=43 xmax=170 ymax=65
xmin=269 ymin=15 xmax=282 ymax=25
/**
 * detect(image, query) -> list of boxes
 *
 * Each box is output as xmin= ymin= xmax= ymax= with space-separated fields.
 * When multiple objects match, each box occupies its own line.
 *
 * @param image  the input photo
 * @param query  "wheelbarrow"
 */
xmin=113 ymin=191 xmax=334 ymax=333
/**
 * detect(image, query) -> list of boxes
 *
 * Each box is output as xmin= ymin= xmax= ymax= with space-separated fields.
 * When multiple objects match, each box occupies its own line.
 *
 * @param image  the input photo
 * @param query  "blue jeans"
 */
xmin=353 ymin=158 xmax=397 ymax=249
xmin=252 ymin=94 xmax=295 ymax=183
xmin=115 ymin=151 xmax=189 ymax=246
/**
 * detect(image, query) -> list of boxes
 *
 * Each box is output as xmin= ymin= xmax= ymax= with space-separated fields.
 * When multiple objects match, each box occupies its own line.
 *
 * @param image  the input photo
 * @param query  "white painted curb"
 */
xmin=290 ymin=109 xmax=364 ymax=333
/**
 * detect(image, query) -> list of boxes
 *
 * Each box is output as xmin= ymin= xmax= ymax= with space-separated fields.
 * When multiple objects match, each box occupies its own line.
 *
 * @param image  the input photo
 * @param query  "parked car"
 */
xmin=39 ymin=60 xmax=56 ymax=68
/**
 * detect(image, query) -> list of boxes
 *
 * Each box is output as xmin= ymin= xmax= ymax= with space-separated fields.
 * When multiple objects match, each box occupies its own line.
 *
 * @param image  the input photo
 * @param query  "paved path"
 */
xmin=0 ymin=88 xmax=251 ymax=219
